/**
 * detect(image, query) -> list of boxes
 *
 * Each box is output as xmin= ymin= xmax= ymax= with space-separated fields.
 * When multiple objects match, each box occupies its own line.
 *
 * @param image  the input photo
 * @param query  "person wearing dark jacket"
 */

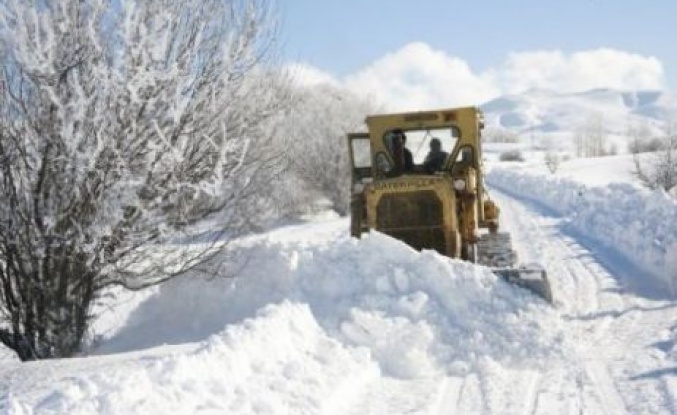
xmin=392 ymin=128 xmax=413 ymax=172
xmin=423 ymin=138 xmax=448 ymax=173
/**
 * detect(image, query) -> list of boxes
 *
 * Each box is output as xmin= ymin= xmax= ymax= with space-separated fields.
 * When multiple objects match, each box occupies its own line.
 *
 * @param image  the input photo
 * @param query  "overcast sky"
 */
xmin=280 ymin=1 xmax=674 ymax=110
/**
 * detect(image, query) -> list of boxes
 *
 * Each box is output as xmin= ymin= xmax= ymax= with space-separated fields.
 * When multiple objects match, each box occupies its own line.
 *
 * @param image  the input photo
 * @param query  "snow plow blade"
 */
xmin=492 ymin=267 xmax=553 ymax=303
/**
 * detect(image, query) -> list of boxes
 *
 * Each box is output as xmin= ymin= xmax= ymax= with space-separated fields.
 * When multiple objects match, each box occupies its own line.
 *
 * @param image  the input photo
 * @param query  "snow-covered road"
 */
xmin=487 ymin=188 xmax=677 ymax=414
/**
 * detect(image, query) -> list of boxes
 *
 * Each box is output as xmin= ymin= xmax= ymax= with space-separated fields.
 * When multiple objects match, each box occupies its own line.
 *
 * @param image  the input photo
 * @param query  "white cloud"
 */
xmin=287 ymin=43 xmax=667 ymax=109
xmin=343 ymin=42 xmax=498 ymax=111
xmin=493 ymin=48 xmax=666 ymax=94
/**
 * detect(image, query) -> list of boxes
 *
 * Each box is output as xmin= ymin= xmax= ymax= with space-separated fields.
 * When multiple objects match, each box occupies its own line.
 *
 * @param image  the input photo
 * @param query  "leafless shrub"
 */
xmin=633 ymin=135 xmax=677 ymax=194
xmin=499 ymin=150 xmax=524 ymax=162
xmin=629 ymin=137 xmax=665 ymax=154
xmin=544 ymin=152 xmax=560 ymax=174
xmin=484 ymin=128 xmax=519 ymax=143
xmin=574 ymin=112 xmax=606 ymax=158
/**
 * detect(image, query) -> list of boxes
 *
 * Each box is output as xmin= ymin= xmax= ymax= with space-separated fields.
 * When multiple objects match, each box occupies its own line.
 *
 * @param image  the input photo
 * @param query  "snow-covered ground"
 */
xmin=2 ymin=157 xmax=677 ymax=414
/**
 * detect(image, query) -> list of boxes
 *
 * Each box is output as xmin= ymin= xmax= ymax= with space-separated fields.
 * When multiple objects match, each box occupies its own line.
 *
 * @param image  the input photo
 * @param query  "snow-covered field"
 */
xmin=1 ymin=156 xmax=677 ymax=414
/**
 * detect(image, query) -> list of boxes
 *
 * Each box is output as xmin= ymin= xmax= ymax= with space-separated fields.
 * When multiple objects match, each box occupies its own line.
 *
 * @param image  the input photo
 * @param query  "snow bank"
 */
xmin=6 ymin=220 xmax=568 ymax=413
xmin=101 ymin=225 xmax=565 ymax=378
xmin=487 ymin=167 xmax=677 ymax=295
xmin=10 ymin=302 xmax=378 ymax=414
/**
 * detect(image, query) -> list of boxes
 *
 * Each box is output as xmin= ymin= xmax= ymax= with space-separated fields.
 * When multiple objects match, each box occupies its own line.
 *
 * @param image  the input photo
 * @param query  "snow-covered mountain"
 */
xmin=481 ymin=88 xmax=677 ymax=143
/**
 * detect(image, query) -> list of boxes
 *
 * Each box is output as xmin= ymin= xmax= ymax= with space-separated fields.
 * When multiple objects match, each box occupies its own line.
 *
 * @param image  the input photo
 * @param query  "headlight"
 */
xmin=375 ymin=152 xmax=392 ymax=174
xmin=453 ymin=179 xmax=466 ymax=191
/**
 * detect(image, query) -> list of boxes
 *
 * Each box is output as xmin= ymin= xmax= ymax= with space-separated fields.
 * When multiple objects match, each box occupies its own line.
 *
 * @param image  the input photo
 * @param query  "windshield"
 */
xmin=405 ymin=128 xmax=459 ymax=163
xmin=383 ymin=127 xmax=460 ymax=171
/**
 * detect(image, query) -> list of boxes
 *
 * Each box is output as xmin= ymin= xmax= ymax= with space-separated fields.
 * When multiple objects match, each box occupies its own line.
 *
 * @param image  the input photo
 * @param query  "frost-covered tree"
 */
xmin=575 ymin=112 xmax=606 ymax=158
xmin=278 ymin=84 xmax=378 ymax=216
xmin=544 ymin=152 xmax=560 ymax=174
xmin=483 ymin=127 xmax=518 ymax=144
xmin=633 ymin=119 xmax=677 ymax=195
xmin=498 ymin=150 xmax=524 ymax=162
xmin=627 ymin=120 xmax=662 ymax=154
xmin=543 ymin=137 xmax=561 ymax=174
xmin=0 ymin=0 xmax=288 ymax=360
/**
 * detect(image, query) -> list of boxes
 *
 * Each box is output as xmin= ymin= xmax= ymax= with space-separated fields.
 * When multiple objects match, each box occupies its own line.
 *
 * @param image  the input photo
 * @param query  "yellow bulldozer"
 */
xmin=347 ymin=106 xmax=552 ymax=302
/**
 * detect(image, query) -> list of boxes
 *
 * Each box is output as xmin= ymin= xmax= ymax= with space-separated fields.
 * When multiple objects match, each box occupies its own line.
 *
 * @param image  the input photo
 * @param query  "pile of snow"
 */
xmin=0 ymin=344 xmax=18 ymax=363
xmin=6 ymin=221 xmax=566 ymax=412
xmin=10 ymin=303 xmax=379 ymax=414
xmin=487 ymin=167 xmax=677 ymax=294
xmin=99 ymin=228 xmax=564 ymax=377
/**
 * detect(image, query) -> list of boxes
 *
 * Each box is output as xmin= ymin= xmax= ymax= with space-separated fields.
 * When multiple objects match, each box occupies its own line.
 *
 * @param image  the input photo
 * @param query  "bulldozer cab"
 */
xmin=347 ymin=110 xmax=481 ymax=187
xmin=365 ymin=108 xmax=482 ymax=178
xmin=348 ymin=106 xmax=495 ymax=259
xmin=347 ymin=108 xmax=486 ymax=194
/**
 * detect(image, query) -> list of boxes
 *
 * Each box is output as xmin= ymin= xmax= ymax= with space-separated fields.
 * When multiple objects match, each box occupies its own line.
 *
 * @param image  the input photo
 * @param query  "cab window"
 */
xmin=383 ymin=127 xmax=460 ymax=167
xmin=350 ymin=137 xmax=371 ymax=169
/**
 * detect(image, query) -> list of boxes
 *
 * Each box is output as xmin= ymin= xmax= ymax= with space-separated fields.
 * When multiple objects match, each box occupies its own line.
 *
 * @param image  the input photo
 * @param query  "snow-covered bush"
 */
xmin=0 ymin=0 xmax=288 ymax=360
xmin=544 ymin=152 xmax=560 ymax=174
xmin=633 ymin=135 xmax=677 ymax=194
xmin=629 ymin=137 xmax=665 ymax=154
xmin=499 ymin=150 xmax=524 ymax=162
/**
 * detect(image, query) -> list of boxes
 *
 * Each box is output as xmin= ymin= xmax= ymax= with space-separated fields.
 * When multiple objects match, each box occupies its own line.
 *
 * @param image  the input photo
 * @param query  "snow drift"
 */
xmin=4 ymin=220 xmax=567 ymax=413
xmin=100 ymin=227 xmax=564 ymax=376
xmin=8 ymin=303 xmax=379 ymax=415
xmin=487 ymin=167 xmax=677 ymax=295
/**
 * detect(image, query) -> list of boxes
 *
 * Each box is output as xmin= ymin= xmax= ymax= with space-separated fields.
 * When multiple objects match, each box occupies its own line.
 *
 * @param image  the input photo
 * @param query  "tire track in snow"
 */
xmin=582 ymin=360 xmax=630 ymax=415
xmin=489 ymin=187 xmax=633 ymax=414
xmin=664 ymin=377 xmax=677 ymax=414
xmin=475 ymin=367 xmax=545 ymax=415
xmin=455 ymin=374 xmax=487 ymax=414
xmin=518 ymin=208 xmax=631 ymax=415
xmin=529 ymin=368 xmax=581 ymax=415
xmin=532 ymin=212 xmax=632 ymax=414
xmin=430 ymin=376 xmax=464 ymax=415
xmin=521 ymin=372 xmax=543 ymax=415
xmin=339 ymin=377 xmax=441 ymax=415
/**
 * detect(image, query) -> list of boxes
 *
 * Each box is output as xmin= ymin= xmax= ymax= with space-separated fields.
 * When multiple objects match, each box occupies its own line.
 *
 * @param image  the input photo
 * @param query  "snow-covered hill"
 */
xmin=481 ymin=88 xmax=677 ymax=150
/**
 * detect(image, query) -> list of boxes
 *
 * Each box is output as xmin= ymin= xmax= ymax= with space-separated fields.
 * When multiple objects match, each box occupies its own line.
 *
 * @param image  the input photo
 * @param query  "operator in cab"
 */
xmin=392 ymin=128 xmax=414 ymax=172
xmin=423 ymin=137 xmax=448 ymax=173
